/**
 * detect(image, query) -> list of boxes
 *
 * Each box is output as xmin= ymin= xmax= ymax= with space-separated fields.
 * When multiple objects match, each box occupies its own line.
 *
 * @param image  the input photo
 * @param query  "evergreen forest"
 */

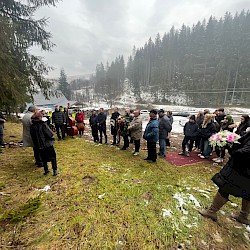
xmin=92 ymin=10 xmax=250 ymax=106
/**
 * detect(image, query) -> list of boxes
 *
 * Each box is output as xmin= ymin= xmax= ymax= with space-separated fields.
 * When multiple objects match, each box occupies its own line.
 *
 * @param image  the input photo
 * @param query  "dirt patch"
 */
xmin=82 ymin=175 xmax=98 ymax=185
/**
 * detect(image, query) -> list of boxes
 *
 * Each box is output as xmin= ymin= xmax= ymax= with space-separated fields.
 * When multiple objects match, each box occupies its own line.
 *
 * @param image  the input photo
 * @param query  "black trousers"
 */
xmin=55 ymin=124 xmax=65 ymax=139
xmin=215 ymin=147 xmax=226 ymax=158
xmin=33 ymin=147 xmax=43 ymax=166
xmin=182 ymin=136 xmax=195 ymax=152
xmin=91 ymin=126 xmax=99 ymax=142
xmin=99 ymin=125 xmax=107 ymax=143
xmin=122 ymin=135 xmax=129 ymax=149
xmin=147 ymin=141 xmax=157 ymax=162
xmin=134 ymin=139 xmax=140 ymax=152
xmin=40 ymin=146 xmax=57 ymax=171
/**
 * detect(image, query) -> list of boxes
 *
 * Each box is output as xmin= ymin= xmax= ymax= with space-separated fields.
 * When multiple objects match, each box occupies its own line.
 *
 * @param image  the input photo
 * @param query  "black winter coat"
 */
xmin=184 ymin=121 xmax=198 ymax=138
xmin=89 ymin=115 xmax=98 ymax=127
xmin=30 ymin=120 xmax=55 ymax=150
xmin=236 ymin=121 xmax=250 ymax=136
xmin=52 ymin=110 xmax=65 ymax=125
xmin=96 ymin=112 xmax=107 ymax=126
xmin=198 ymin=122 xmax=217 ymax=139
xmin=212 ymin=132 xmax=250 ymax=200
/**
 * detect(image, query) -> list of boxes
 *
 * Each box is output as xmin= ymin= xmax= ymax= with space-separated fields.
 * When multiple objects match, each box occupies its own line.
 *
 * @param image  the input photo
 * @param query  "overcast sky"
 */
xmin=33 ymin=0 xmax=250 ymax=79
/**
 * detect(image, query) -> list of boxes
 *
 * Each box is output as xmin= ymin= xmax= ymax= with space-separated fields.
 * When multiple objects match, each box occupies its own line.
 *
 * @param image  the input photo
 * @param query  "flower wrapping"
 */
xmin=209 ymin=131 xmax=240 ymax=148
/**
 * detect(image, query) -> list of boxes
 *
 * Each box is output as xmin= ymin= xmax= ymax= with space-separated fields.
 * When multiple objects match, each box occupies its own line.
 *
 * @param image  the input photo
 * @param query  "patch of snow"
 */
xmin=38 ymin=185 xmax=51 ymax=192
xmin=188 ymin=194 xmax=201 ymax=207
xmin=98 ymin=193 xmax=106 ymax=199
xmin=162 ymin=208 xmax=172 ymax=218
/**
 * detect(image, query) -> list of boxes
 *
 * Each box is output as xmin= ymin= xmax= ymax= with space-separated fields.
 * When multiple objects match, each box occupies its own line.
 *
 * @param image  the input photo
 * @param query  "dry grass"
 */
xmin=0 ymin=122 xmax=249 ymax=249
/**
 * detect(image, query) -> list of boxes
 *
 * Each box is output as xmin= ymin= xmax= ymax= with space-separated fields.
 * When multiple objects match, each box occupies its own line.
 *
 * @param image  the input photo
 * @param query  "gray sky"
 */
xmin=33 ymin=0 xmax=250 ymax=78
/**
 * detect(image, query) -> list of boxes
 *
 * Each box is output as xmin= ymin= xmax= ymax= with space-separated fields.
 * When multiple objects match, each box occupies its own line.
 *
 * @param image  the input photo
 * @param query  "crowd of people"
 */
xmin=0 ymin=105 xmax=250 ymax=225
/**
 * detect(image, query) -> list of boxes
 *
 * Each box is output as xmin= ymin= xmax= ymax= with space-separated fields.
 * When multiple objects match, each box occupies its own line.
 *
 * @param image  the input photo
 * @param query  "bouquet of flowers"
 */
xmin=209 ymin=131 xmax=240 ymax=148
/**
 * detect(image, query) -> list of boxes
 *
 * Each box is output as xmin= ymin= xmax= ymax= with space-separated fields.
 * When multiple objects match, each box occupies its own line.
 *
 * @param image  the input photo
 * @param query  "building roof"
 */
xmin=33 ymin=90 xmax=69 ymax=107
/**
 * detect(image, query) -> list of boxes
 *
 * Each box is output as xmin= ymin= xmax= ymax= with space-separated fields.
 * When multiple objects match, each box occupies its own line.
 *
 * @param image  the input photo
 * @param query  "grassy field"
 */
xmin=0 ymin=122 xmax=249 ymax=249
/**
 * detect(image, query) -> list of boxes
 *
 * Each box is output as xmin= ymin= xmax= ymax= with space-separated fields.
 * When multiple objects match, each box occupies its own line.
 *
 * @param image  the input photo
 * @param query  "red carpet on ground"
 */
xmin=165 ymin=151 xmax=212 ymax=166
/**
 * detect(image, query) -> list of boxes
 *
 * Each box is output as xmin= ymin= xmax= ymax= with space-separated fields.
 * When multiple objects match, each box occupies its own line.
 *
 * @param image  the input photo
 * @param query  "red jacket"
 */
xmin=76 ymin=113 xmax=84 ymax=123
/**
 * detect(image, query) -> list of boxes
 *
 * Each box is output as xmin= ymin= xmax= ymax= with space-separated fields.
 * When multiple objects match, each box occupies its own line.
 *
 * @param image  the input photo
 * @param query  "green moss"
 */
xmin=1 ymin=196 xmax=41 ymax=223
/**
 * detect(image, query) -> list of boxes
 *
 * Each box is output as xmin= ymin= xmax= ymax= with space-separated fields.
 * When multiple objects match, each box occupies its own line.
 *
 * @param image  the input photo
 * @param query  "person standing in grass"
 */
xmin=89 ymin=110 xmax=99 ymax=142
xmin=198 ymin=114 xmax=217 ymax=159
xmin=0 ymin=111 xmax=6 ymax=153
xmin=158 ymin=109 xmax=172 ymax=158
xmin=128 ymin=110 xmax=142 ymax=156
xmin=110 ymin=107 xmax=120 ymax=145
xmin=30 ymin=112 xmax=58 ymax=176
xmin=178 ymin=115 xmax=198 ymax=157
xmin=52 ymin=105 xmax=66 ymax=140
xmin=143 ymin=110 xmax=159 ymax=163
xmin=22 ymin=106 xmax=43 ymax=167
xmin=97 ymin=108 xmax=107 ymax=144
xmin=213 ymin=115 xmax=235 ymax=164
xmin=199 ymin=128 xmax=250 ymax=224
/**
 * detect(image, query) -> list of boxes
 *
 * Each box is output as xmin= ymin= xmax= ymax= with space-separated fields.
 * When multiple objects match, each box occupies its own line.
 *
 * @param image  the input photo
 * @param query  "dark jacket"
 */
xmin=52 ymin=110 xmax=65 ymax=125
xmin=96 ymin=112 xmax=107 ymax=126
xmin=221 ymin=121 xmax=234 ymax=132
xmin=198 ymin=122 xmax=217 ymax=139
xmin=215 ymin=114 xmax=225 ymax=125
xmin=212 ymin=132 xmax=250 ymax=200
xmin=236 ymin=121 xmax=250 ymax=136
xmin=184 ymin=121 xmax=198 ymax=138
xmin=110 ymin=112 xmax=120 ymax=135
xmin=30 ymin=120 xmax=55 ymax=150
xmin=158 ymin=115 xmax=172 ymax=139
xmin=89 ymin=114 xmax=98 ymax=127
xmin=143 ymin=118 xmax=159 ymax=142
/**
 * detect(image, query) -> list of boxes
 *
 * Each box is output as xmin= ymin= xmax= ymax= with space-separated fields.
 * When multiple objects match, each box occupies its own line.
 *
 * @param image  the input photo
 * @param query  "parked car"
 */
xmin=140 ymin=110 xmax=149 ymax=115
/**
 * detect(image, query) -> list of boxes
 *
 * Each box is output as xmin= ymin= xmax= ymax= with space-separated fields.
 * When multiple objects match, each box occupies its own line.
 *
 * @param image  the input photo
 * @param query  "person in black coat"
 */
xmin=179 ymin=115 xmax=198 ymax=157
xmin=89 ymin=110 xmax=99 ymax=142
xmin=96 ymin=108 xmax=107 ymax=144
xmin=52 ymin=105 xmax=66 ymax=140
xmin=199 ymin=129 xmax=250 ymax=224
xmin=198 ymin=114 xmax=217 ymax=159
xmin=110 ymin=107 xmax=120 ymax=145
xmin=158 ymin=109 xmax=172 ymax=157
xmin=213 ymin=115 xmax=235 ymax=163
xmin=30 ymin=112 xmax=58 ymax=176
xmin=236 ymin=115 xmax=250 ymax=136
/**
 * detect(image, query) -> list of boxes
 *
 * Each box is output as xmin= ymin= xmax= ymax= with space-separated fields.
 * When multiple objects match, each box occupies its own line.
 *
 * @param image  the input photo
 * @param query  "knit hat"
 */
xmin=158 ymin=109 xmax=164 ymax=113
xmin=225 ymin=115 xmax=232 ymax=121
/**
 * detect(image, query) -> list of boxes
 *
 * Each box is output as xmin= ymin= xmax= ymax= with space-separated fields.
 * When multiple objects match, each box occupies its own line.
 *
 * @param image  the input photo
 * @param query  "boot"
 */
xmin=231 ymin=199 xmax=250 ymax=225
xmin=199 ymin=192 xmax=228 ymax=221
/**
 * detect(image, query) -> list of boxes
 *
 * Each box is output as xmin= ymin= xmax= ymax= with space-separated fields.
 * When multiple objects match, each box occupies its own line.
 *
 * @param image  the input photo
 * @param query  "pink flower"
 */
xmin=227 ymin=134 xmax=234 ymax=143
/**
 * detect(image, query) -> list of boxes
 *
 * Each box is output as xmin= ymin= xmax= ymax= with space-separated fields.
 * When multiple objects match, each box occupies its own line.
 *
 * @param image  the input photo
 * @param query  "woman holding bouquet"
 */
xmin=213 ymin=115 xmax=235 ymax=163
xmin=199 ymin=129 xmax=250 ymax=225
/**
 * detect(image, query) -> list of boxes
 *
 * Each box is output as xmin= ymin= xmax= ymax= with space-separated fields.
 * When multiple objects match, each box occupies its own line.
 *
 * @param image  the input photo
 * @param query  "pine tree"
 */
xmin=58 ymin=69 xmax=71 ymax=100
xmin=0 ymin=0 xmax=59 ymax=110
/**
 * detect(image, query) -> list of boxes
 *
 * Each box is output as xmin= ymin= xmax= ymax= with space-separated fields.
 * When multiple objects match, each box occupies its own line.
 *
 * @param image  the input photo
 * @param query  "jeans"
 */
xmin=200 ymin=138 xmax=211 ymax=158
xmin=159 ymin=138 xmax=166 ymax=156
